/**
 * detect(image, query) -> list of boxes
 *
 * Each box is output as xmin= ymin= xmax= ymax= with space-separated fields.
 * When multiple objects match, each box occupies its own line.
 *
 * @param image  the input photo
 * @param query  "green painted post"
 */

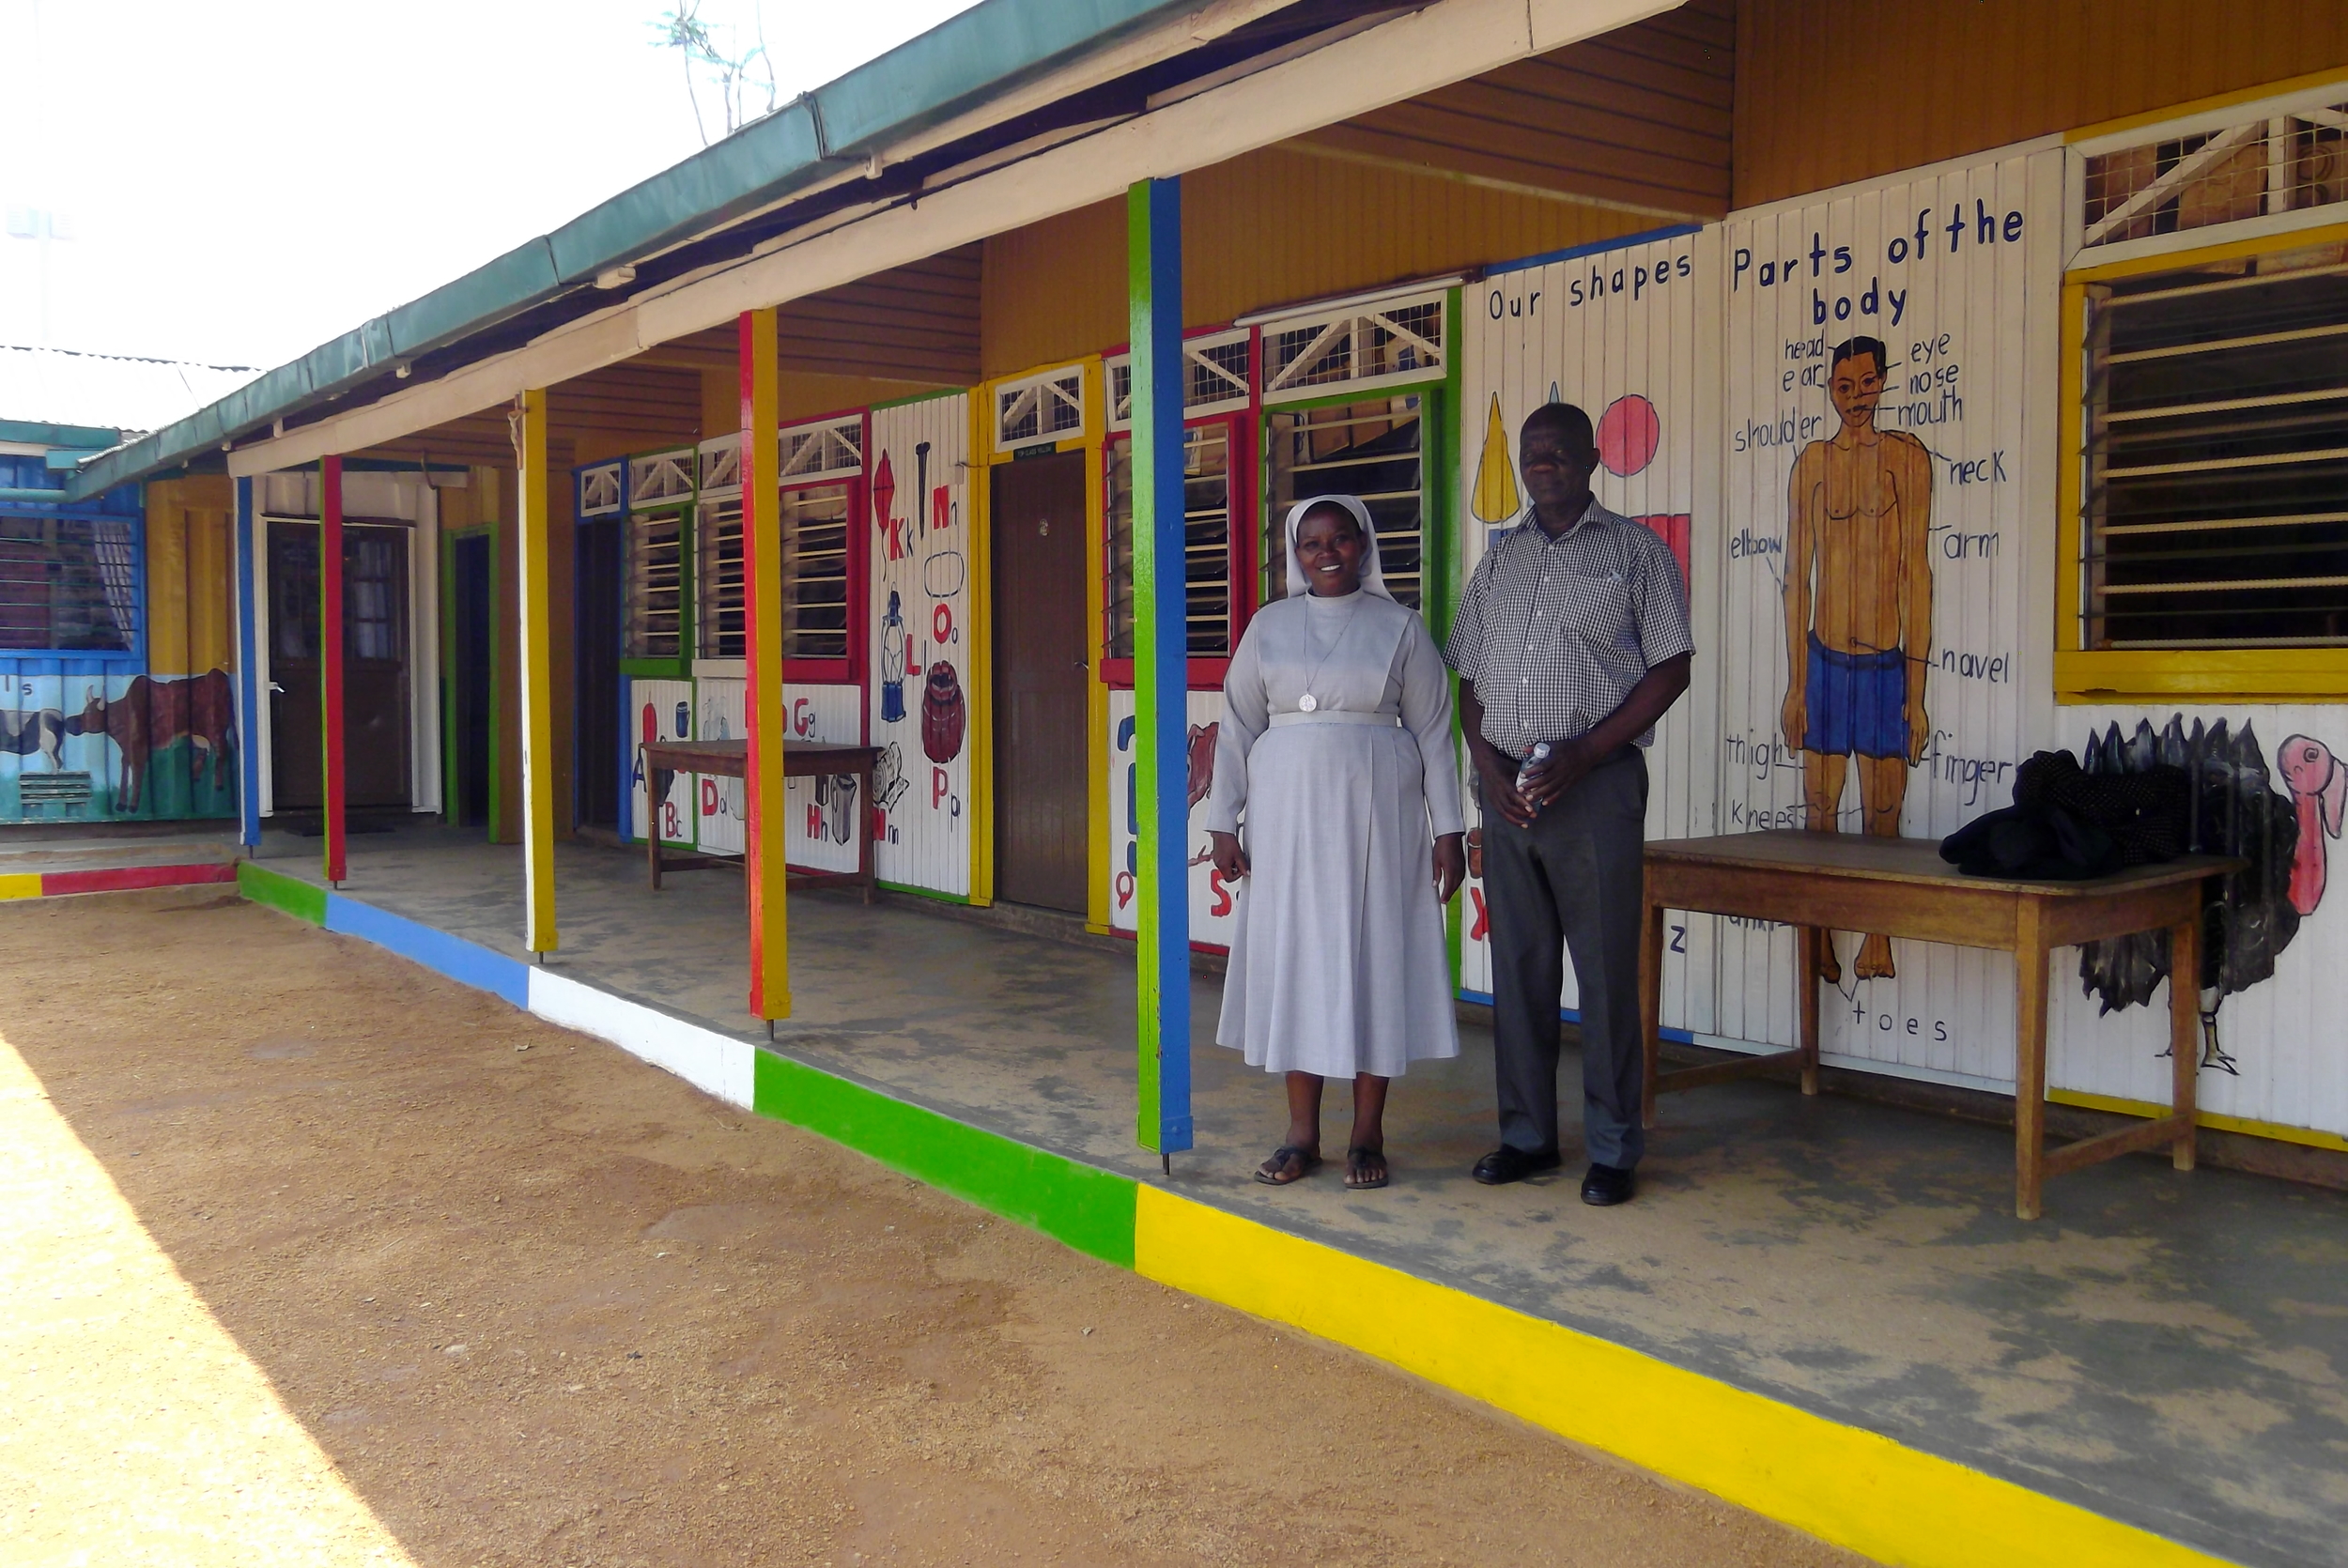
xmin=1129 ymin=177 xmax=1193 ymax=1166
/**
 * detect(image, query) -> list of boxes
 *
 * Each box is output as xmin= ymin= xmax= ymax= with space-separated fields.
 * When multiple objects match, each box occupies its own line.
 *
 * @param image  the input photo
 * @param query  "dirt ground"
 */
xmin=0 ymin=887 xmax=1865 ymax=1568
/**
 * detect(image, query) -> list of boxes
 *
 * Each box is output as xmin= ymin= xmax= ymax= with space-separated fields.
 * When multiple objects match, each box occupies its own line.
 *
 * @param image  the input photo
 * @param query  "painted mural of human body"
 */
xmin=1781 ymin=336 xmax=1934 ymax=981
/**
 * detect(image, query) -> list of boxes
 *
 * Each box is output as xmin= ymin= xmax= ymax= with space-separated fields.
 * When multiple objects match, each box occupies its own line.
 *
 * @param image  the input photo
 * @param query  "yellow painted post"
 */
xmin=741 ymin=308 xmax=790 ymax=1020
xmin=515 ymin=389 xmax=559 ymax=957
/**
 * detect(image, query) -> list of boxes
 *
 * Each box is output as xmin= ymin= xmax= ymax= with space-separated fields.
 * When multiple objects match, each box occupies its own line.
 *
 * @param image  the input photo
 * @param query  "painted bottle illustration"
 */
xmin=879 ymin=590 xmax=907 ymax=723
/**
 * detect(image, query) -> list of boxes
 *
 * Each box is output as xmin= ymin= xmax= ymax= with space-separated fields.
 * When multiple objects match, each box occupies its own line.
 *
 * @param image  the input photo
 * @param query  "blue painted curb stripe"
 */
xmin=1457 ymin=987 xmax=1695 ymax=1045
xmin=322 ymin=892 xmax=532 ymax=1008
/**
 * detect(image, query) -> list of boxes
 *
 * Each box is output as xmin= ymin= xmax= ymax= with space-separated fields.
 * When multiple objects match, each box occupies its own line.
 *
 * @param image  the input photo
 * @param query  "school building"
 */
xmin=39 ymin=3 xmax=2348 ymax=1563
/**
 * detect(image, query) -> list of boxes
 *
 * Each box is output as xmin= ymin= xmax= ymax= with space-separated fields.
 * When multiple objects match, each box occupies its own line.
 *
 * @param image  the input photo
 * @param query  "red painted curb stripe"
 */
xmin=42 ymin=863 xmax=240 ymax=896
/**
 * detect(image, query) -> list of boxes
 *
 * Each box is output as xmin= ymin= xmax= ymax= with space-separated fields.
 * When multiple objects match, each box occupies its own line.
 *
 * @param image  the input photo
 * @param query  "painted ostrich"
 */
xmin=2078 ymin=716 xmax=2300 ymax=1073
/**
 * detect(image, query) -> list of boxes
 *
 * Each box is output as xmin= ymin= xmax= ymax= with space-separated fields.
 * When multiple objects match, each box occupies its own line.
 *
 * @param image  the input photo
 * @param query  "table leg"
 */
xmin=2014 ymin=899 xmax=2049 ymax=1222
xmin=1639 ymin=894 xmax=1664 ymax=1130
xmin=648 ymin=765 xmax=672 ymax=891
xmin=1797 ymin=926 xmax=1822 ymax=1097
xmin=857 ymin=762 xmax=876 ymax=904
xmin=2170 ymin=909 xmax=2201 ymax=1173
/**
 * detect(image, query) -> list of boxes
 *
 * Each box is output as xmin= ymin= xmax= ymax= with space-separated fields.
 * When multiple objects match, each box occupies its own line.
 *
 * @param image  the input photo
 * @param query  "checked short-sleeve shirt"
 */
xmin=1445 ymin=498 xmax=1693 ymax=757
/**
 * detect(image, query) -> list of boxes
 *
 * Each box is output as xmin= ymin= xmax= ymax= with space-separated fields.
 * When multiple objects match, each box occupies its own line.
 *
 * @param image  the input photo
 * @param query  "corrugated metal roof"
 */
xmin=0 ymin=346 xmax=257 ymax=444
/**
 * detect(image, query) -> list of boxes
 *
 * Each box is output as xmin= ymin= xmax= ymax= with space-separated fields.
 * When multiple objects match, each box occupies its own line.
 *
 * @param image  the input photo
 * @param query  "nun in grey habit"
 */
xmin=1205 ymin=494 xmax=1466 ymax=1190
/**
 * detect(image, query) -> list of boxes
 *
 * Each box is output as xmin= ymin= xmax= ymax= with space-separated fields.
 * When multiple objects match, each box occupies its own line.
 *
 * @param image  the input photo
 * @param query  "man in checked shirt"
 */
xmin=1447 ymin=403 xmax=1692 ymax=1207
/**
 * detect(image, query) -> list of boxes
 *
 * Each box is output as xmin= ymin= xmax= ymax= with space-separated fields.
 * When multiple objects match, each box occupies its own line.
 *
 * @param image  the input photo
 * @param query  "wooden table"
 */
xmin=641 ymin=739 xmax=881 ymax=903
xmin=1638 ymin=830 xmax=2243 ymax=1219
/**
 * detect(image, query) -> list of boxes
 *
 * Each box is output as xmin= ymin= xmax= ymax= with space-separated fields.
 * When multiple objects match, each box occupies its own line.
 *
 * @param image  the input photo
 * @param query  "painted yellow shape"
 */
xmin=1470 ymin=392 xmax=1521 ymax=523
xmin=2051 ymin=1087 xmax=2348 ymax=1155
xmin=1134 ymin=1187 xmax=2241 ymax=1568
xmin=0 ymin=1035 xmax=416 ymax=1564
xmin=0 ymin=873 xmax=43 ymax=900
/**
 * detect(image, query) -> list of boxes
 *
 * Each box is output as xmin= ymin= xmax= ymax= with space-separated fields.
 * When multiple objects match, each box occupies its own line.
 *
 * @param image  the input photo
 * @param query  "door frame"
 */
xmin=972 ymin=356 xmax=1105 ymax=923
xmin=250 ymin=465 xmax=445 ymax=819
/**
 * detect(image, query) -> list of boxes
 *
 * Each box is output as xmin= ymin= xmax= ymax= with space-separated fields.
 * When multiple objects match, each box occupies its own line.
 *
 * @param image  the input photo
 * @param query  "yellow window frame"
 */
xmin=2056 ymin=217 xmax=2348 ymax=703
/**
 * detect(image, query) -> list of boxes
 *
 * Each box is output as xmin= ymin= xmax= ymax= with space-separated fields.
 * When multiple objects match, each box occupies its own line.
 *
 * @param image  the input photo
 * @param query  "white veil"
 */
xmin=1282 ymin=494 xmax=1393 ymax=601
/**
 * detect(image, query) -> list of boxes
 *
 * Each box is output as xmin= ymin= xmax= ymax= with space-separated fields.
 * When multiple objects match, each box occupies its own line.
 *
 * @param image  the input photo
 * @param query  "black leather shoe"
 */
xmin=1580 ymin=1162 xmax=1636 ymax=1207
xmin=1472 ymin=1145 xmax=1562 ymax=1185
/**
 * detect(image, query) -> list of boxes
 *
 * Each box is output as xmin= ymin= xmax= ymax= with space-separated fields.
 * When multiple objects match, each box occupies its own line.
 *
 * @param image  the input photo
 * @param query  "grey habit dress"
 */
xmin=1206 ymin=496 xmax=1464 ymax=1079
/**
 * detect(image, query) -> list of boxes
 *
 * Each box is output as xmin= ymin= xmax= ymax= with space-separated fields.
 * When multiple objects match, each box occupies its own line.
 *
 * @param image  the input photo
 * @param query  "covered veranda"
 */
xmin=58 ymin=1 xmax=2348 ymax=1563
xmin=240 ymin=817 xmax=2348 ymax=1568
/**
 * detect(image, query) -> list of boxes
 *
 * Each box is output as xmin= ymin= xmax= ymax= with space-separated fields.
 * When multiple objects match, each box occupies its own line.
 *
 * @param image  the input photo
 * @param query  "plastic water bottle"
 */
xmin=1515 ymin=741 xmax=1552 ymax=805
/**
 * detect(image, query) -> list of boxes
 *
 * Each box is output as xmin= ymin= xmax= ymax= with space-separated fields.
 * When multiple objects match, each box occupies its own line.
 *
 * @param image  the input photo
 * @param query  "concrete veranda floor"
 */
xmin=254 ymin=820 xmax=2348 ymax=1568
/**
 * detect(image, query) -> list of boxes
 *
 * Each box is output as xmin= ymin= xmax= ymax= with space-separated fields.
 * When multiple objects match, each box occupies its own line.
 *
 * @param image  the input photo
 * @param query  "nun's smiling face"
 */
xmin=1295 ymin=502 xmax=1367 ymax=597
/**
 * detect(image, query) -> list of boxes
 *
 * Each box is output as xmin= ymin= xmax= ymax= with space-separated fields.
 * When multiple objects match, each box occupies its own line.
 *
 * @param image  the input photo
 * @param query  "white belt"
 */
xmin=1269 ymin=710 xmax=1401 ymax=728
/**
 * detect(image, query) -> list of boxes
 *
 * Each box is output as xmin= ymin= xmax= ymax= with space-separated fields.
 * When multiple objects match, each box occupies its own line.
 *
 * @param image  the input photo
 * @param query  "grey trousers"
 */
xmin=1482 ymin=747 xmax=1647 ymax=1168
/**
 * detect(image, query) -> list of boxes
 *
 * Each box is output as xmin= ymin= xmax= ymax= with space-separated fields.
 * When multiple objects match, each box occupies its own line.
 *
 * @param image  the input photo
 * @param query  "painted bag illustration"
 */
xmin=921 ymin=662 xmax=965 ymax=764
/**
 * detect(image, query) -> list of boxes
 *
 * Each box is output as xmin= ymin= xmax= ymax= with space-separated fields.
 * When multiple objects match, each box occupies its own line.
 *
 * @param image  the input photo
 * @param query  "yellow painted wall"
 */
xmin=144 ymin=476 xmax=235 ymax=677
xmin=981 ymin=143 xmax=1657 ymax=377
xmin=1733 ymin=0 xmax=2348 ymax=208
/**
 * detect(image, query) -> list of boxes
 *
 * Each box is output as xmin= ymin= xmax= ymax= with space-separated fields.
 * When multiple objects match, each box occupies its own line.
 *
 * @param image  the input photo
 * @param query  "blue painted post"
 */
xmin=1129 ymin=177 xmax=1192 ymax=1166
xmin=234 ymin=476 xmax=262 ymax=853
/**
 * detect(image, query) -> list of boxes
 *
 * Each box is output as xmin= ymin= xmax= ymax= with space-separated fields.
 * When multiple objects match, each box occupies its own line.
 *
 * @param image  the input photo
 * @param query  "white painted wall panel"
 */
xmin=867 ymin=394 xmax=974 ymax=897
xmin=1710 ymin=150 xmax=2063 ymax=1087
xmin=1104 ymin=687 xmax=1241 ymax=950
xmin=626 ymin=678 xmax=695 ymax=845
xmin=1454 ymin=228 xmax=1721 ymax=1029
xmin=2050 ymin=705 xmax=2348 ymax=1141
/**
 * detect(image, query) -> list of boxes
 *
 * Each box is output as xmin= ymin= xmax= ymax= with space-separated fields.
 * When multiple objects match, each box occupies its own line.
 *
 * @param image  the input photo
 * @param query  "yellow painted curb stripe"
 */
xmin=0 ymin=873 xmax=41 ymax=899
xmin=1134 ymin=1187 xmax=2240 ymax=1568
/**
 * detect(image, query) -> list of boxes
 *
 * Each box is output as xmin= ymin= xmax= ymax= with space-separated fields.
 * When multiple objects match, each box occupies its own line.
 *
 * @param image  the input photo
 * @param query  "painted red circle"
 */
xmin=1596 ymin=394 xmax=1661 ymax=478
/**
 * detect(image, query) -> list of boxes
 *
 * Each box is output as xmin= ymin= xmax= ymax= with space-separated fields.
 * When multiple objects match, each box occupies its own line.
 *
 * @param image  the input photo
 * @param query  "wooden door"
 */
xmin=268 ymin=521 xmax=412 ymax=814
xmin=991 ymin=451 xmax=1090 ymax=912
xmin=451 ymin=531 xmax=494 ymax=826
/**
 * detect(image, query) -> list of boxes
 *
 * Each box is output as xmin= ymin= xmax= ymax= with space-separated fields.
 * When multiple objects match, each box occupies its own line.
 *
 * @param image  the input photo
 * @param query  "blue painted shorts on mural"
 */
xmin=1803 ymin=633 xmax=1908 ymax=759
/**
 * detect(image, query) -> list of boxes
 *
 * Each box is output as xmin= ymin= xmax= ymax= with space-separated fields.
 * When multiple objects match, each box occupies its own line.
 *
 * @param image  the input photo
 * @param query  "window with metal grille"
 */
xmin=1260 ymin=293 xmax=1444 ymax=404
xmin=697 ymin=498 xmax=745 ymax=659
xmin=2082 ymin=240 xmax=2348 ymax=648
xmin=0 ymin=515 xmax=137 ymax=653
xmin=625 ymin=505 xmax=686 ymax=659
xmin=1104 ymin=424 xmax=1234 ymax=662
xmin=1264 ymin=397 xmax=1424 ymax=611
xmin=995 ymin=366 xmax=1085 ymax=450
xmin=780 ymin=416 xmax=862 ymax=482
xmin=2082 ymin=100 xmax=2348 ymax=253
xmin=780 ymin=481 xmax=853 ymax=662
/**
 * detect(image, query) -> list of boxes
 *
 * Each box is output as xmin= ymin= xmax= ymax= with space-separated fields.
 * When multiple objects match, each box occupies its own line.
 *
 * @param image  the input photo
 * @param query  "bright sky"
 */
xmin=0 ymin=0 xmax=979 ymax=375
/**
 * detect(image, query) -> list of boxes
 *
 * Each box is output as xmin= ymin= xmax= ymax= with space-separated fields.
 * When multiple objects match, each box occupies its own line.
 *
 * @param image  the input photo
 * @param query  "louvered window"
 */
xmin=0 ymin=516 xmax=137 ymax=652
xmin=1265 ymin=396 xmax=1425 ymax=611
xmin=696 ymin=498 xmax=744 ymax=659
xmin=625 ymin=505 xmax=686 ymax=659
xmin=2082 ymin=239 xmax=2348 ymax=648
xmin=1104 ymin=423 xmax=1234 ymax=662
xmin=781 ymin=482 xmax=853 ymax=661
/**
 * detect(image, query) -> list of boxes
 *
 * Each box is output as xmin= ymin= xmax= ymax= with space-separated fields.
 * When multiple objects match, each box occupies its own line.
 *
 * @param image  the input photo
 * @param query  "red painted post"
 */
xmin=321 ymin=454 xmax=348 ymax=887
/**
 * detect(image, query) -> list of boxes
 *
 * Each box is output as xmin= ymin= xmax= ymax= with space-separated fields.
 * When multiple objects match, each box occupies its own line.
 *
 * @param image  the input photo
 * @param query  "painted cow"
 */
xmin=0 ymin=706 xmax=66 ymax=771
xmin=68 ymin=669 xmax=237 ymax=813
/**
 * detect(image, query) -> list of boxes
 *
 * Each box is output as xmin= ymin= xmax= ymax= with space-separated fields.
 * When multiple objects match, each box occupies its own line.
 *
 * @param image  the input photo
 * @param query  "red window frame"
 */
xmin=775 ymin=407 xmax=870 ymax=688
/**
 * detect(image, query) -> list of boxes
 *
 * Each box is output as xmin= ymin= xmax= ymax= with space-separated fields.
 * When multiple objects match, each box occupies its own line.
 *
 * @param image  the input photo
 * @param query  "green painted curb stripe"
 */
xmin=752 ymin=1050 xmax=1137 ymax=1267
xmin=238 ymin=861 xmax=327 ymax=924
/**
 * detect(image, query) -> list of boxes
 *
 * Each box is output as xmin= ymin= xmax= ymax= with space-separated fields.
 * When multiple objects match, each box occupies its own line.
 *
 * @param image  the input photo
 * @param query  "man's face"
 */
xmin=1519 ymin=419 xmax=1598 ymax=514
xmin=1830 ymin=353 xmax=1885 ymax=432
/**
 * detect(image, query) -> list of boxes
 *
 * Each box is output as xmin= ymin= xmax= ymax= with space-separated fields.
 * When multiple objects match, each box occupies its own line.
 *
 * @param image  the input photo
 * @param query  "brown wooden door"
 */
xmin=991 ymin=451 xmax=1090 ymax=912
xmin=269 ymin=522 xmax=412 ymax=813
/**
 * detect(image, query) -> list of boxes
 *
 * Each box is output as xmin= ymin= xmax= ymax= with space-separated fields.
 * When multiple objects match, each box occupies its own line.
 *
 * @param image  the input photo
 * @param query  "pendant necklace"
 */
xmin=1297 ymin=595 xmax=1365 ymax=713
